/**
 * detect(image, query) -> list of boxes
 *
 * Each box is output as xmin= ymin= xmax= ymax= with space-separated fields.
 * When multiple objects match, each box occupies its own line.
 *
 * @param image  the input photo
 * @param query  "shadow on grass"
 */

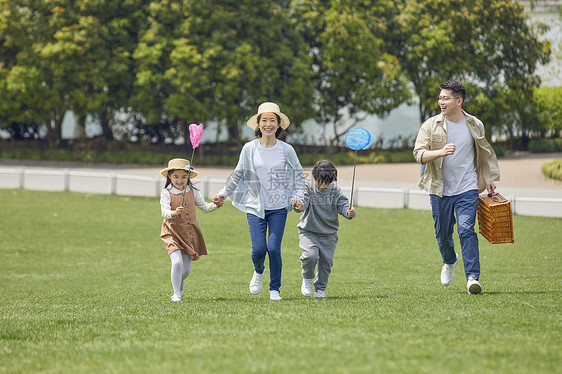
xmin=184 ymin=294 xmax=390 ymax=302
xmin=482 ymin=291 xmax=561 ymax=295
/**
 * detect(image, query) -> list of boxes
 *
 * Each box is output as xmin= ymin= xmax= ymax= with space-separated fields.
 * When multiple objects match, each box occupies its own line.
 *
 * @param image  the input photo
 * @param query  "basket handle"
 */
xmin=488 ymin=192 xmax=508 ymax=203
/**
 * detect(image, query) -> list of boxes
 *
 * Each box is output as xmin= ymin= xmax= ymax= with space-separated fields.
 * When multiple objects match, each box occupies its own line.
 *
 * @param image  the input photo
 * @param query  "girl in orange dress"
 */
xmin=159 ymin=158 xmax=222 ymax=301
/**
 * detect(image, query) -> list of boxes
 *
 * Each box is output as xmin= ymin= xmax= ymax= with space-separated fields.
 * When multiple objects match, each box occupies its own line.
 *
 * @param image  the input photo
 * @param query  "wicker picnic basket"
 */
xmin=477 ymin=192 xmax=514 ymax=244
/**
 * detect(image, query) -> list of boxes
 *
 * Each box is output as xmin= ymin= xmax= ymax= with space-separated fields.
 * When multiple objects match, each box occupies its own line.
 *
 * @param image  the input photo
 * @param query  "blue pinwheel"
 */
xmin=345 ymin=128 xmax=374 ymax=208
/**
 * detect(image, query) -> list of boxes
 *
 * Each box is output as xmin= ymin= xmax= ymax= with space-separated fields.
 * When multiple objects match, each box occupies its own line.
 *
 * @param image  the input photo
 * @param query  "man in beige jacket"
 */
xmin=413 ymin=80 xmax=500 ymax=294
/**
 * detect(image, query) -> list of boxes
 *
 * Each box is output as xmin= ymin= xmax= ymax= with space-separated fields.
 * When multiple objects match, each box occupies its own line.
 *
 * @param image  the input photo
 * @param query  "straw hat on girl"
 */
xmin=159 ymin=158 xmax=199 ymax=178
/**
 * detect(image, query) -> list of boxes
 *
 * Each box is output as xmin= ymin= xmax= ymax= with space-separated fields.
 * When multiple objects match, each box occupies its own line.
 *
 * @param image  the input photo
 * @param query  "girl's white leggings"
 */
xmin=169 ymin=250 xmax=192 ymax=296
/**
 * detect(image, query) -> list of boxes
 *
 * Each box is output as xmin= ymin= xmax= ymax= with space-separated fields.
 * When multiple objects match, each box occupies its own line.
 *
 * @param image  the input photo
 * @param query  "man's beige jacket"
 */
xmin=413 ymin=111 xmax=500 ymax=197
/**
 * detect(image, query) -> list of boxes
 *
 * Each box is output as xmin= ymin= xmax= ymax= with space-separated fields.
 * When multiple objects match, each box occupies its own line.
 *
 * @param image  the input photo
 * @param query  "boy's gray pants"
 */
xmin=299 ymin=230 xmax=338 ymax=291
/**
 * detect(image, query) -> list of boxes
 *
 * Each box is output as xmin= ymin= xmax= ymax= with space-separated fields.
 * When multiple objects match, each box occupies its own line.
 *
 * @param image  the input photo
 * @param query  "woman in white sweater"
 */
xmin=214 ymin=102 xmax=304 ymax=300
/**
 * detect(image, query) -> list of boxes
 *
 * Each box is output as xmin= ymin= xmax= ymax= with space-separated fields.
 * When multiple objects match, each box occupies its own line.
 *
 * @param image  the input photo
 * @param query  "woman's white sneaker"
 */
xmin=249 ymin=271 xmax=264 ymax=295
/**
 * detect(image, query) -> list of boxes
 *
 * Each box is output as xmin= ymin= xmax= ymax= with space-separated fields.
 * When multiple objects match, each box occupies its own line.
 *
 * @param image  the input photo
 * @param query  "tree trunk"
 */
xmin=182 ymin=120 xmax=188 ymax=145
xmin=419 ymin=100 xmax=427 ymax=125
xmin=100 ymin=107 xmax=114 ymax=141
xmin=44 ymin=120 xmax=56 ymax=144
xmin=45 ymin=111 xmax=65 ymax=146
xmin=74 ymin=113 xmax=86 ymax=139
xmin=227 ymin=119 xmax=240 ymax=142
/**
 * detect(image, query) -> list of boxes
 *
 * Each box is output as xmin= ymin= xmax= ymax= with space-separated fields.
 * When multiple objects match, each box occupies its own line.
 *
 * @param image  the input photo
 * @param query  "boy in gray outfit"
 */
xmin=293 ymin=160 xmax=356 ymax=298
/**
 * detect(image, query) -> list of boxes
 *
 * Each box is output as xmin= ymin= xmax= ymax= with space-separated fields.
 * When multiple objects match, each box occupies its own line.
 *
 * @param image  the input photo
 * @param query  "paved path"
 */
xmin=1 ymin=153 xmax=561 ymax=217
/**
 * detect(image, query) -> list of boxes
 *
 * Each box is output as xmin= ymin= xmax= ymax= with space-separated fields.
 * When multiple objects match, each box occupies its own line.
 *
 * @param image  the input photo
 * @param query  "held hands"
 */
xmin=213 ymin=194 xmax=225 ymax=207
xmin=292 ymin=200 xmax=304 ymax=212
xmin=347 ymin=207 xmax=356 ymax=219
xmin=441 ymin=143 xmax=456 ymax=157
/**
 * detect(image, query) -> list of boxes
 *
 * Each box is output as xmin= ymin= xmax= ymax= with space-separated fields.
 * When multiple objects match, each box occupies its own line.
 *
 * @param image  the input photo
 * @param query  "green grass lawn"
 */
xmin=0 ymin=189 xmax=560 ymax=374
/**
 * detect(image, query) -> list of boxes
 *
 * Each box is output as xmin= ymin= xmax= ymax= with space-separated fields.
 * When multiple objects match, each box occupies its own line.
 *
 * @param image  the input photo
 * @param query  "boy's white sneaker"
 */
xmin=440 ymin=253 xmax=458 ymax=286
xmin=314 ymin=290 xmax=325 ymax=298
xmin=467 ymin=277 xmax=482 ymax=294
xmin=249 ymin=270 xmax=264 ymax=295
xmin=270 ymin=290 xmax=282 ymax=300
xmin=170 ymin=295 xmax=182 ymax=302
xmin=301 ymin=278 xmax=313 ymax=297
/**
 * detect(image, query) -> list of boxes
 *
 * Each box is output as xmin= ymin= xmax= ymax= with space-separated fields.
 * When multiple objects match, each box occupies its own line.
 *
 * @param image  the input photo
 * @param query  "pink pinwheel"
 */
xmin=189 ymin=123 xmax=204 ymax=148
xmin=179 ymin=123 xmax=204 ymax=219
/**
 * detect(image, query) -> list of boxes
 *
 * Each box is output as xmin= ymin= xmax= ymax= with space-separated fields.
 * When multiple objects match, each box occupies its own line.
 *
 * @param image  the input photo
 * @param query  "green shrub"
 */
xmin=529 ymin=138 xmax=562 ymax=153
xmin=0 ymin=142 xmax=415 ymax=166
xmin=492 ymin=143 xmax=506 ymax=158
xmin=297 ymin=150 xmax=414 ymax=166
xmin=541 ymin=159 xmax=562 ymax=181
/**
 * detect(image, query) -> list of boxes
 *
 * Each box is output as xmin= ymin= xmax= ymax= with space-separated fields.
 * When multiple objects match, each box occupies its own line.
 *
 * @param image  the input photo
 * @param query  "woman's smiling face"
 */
xmin=258 ymin=112 xmax=280 ymax=137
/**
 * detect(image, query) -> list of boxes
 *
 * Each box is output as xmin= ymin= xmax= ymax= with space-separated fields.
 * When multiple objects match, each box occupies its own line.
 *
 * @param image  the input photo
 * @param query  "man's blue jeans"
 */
xmin=430 ymin=189 xmax=480 ymax=280
xmin=247 ymin=208 xmax=288 ymax=291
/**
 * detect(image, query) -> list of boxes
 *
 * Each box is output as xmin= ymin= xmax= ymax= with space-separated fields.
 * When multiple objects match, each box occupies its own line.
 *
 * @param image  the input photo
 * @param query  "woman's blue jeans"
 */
xmin=247 ymin=208 xmax=288 ymax=291
xmin=430 ymin=189 xmax=480 ymax=280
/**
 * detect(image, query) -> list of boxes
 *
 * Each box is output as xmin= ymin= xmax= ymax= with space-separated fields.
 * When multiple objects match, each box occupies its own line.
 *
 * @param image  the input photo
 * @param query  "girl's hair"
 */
xmin=312 ymin=160 xmax=337 ymax=184
xmin=164 ymin=169 xmax=198 ymax=190
xmin=254 ymin=113 xmax=286 ymax=138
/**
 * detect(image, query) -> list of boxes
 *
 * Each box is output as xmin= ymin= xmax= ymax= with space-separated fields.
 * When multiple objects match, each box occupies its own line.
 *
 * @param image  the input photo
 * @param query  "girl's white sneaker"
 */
xmin=170 ymin=295 xmax=182 ymax=302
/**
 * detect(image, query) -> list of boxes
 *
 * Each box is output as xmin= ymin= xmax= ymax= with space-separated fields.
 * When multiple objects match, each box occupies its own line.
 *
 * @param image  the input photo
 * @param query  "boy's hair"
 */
xmin=439 ymin=80 xmax=466 ymax=103
xmin=312 ymin=160 xmax=337 ymax=184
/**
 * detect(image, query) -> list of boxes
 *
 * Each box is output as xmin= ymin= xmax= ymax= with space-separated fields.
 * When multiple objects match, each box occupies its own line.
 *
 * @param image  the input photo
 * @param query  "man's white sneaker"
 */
xmin=314 ymin=290 xmax=325 ymax=298
xmin=301 ymin=278 xmax=313 ymax=297
xmin=440 ymin=253 xmax=458 ymax=286
xmin=170 ymin=295 xmax=182 ymax=302
xmin=467 ymin=277 xmax=482 ymax=294
xmin=270 ymin=290 xmax=282 ymax=300
xmin=249 ymin=271 xmax=264 ymax=295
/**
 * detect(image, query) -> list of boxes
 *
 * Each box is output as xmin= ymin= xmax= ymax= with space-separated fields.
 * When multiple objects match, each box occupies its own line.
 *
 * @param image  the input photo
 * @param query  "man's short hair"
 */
xmin=440 ymin=80 xmax=466 ymax=103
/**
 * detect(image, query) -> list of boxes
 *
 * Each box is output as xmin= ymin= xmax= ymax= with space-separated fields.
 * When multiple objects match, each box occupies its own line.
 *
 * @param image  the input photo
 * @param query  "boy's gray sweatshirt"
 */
xmin=297 ymin=178 xmax=351 ymax=235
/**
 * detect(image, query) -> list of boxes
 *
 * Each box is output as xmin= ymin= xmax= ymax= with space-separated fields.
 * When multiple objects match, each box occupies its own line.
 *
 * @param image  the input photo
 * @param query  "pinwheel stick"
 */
xmin=178 ymin=123 xmax=204 ymax=220
xmin=179 ymin=147 xmax=196 ymax=219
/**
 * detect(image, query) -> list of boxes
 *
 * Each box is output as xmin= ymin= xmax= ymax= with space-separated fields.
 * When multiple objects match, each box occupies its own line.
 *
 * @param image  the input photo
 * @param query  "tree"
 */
xmin=288 ymin=0 xmax=411 ymax=146
xmin=534 ymin=86 xmax=562 ymax=137
xmin=132 ymin=0 xmax=315 ymax=143
xmin=0 ymin=0 xmax=67 ymax=143
xmin=65 ymin=0 xmax=145 ymax=141
xmin=0 ymin=0 xmax=145 ymax=143
xmin=393 ymin=0 xmax=551 ymax=134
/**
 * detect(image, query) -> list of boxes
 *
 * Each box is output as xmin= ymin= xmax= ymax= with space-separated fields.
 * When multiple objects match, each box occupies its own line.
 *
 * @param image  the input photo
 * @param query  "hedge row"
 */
xmin=0 ymin=148 xmax=414 ymax=167
xmin=529 ymin=138 xmax=562 ymax=153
